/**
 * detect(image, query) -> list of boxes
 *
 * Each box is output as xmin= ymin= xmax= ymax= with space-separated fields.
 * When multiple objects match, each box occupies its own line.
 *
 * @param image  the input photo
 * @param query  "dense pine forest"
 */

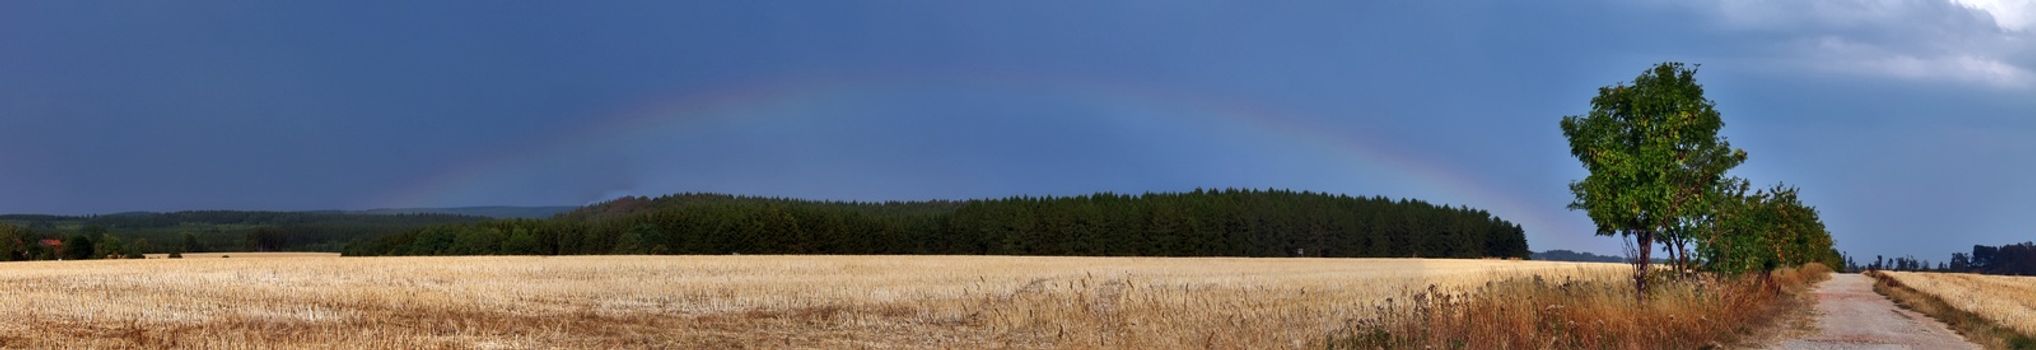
xmin=0 ymin=211 xmax=488 ymax=260
xmin=344 ymin=189 xmax=1532 ymax=258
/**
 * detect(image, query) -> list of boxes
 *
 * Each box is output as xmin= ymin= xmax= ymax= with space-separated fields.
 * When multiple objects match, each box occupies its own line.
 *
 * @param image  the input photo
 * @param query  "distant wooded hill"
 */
xmin=344 ymin=189 xmax=1532 ymax=259
xmin=348 ymin=206 xmax=577 ymax=219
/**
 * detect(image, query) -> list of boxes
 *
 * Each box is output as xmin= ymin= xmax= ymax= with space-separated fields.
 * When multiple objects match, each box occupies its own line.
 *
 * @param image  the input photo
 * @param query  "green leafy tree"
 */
xmin=61 ymin=235 xmax=96 ymax=260
xmin=181 ymin=232 xmax=206 ymax=253
xmin=406 ymin=228 xmax=455 ymax=255
xmin=503 ymin=227 xmax=542 ymax=255
xmin=450 ymin=227 xmax=503 ymax=255
xmin=0 ymin=224 xmax=25 ymax=261
xmin=612 ymin=225 xmax=649 ymax=254
xmin=1560 ymin=62 xmax=1745 ymax=297
xmin=124 ymin=239 xmax=148 ymax=259
xmin=96 ymin=234 xmax=126 ymax=259
xmin=1696 ymin=182 xmax=1840 ymax=275
xmin=244 ymin=228 xmax=289 ymax=252
xmin=30 ymin=245 xmax=55 ymax=260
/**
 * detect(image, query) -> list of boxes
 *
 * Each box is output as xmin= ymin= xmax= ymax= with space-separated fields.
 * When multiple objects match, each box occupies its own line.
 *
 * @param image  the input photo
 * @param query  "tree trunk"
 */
xmin=1674 ymin=239 xmax=1690 ymax=278
xmin=1661 ymin=239 xmax=1677 ymax=276
xmin=1634 ymin=230 xmax=1653 ymax=303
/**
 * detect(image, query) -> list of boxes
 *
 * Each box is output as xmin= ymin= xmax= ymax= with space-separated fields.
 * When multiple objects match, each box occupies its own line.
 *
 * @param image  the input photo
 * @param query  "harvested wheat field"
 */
xmin=0 ymin=255 xmax=1624 ymax=349
xmin=1880 ymin=271 xmax=2036 ymax=337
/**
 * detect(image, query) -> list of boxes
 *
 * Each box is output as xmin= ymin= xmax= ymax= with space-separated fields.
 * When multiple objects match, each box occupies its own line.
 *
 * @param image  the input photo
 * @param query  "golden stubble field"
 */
xmin=1880 ymin=271 xmax=2036 ymax=337
xmin=0 ymin=254 xmax=1626 ymax=349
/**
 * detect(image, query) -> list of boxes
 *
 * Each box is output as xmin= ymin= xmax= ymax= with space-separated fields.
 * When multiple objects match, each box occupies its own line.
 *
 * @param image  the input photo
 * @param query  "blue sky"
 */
xmin=2 ymin=1 xmax=2032 ymax=259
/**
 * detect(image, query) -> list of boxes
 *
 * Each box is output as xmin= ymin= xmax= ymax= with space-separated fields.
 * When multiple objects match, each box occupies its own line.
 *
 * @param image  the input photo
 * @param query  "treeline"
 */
xmin=1960 ymin=242 xmax=2036 ymax=275
xmin=0 ymin=211 xmax=488 ymax=260
xmin=1869 ymin=242 xmax=2036 ymax=275
xmin=0 ymin=225 xmax=208 ymax=261
xmin=345 ymin=189 xmax=1532 ymax=259
xmin=1854 ymin=255 xmax=1943 ymax=273
xmin=1690 ymin=182 xmax=1844 ymax=274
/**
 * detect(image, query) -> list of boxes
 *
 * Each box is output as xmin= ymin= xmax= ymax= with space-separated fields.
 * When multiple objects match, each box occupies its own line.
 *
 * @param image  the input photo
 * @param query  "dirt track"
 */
xmin=1771 ymin=274 xmax=1978 ymax=349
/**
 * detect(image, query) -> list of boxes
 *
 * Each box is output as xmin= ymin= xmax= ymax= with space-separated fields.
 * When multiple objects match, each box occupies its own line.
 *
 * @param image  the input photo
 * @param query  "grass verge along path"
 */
xmin=1334 ymin=263 xmax=1831 ymax=349
xmin=1871 ymin=271 xmax=2036 ymax=350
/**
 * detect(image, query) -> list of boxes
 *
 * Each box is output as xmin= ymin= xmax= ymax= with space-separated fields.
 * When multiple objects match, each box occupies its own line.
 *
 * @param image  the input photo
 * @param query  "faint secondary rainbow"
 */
xmin=371 ymin=70 xmax=1557 ymax=233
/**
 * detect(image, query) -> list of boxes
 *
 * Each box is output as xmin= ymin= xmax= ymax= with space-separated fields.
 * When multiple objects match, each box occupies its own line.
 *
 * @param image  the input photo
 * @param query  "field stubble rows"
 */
xmin=0 ymin=255 xmax=1626 ymax=349
xmin=1879 ymin=271 xmax=2036 ymax=338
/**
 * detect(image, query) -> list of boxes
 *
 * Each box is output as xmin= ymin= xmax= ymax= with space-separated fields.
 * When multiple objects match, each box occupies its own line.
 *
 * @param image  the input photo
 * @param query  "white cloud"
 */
xmin=1661 ymin=0 xmax=2035 ymax=89
xmin=1949 ymin=0 xmax=2036 ymax=31
xmin=1701 ymin=0 xmax=1973 ymax=31
xmin=1850 ymin=53 xmax=2033 ymax=87
xmin=1814 ymin=36 xmax=2034 ymax=88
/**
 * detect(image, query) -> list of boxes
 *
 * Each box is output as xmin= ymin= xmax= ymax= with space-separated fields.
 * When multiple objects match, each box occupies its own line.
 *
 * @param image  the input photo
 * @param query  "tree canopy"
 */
xmin=1697 ymin=182 xmax=1841 ymax=274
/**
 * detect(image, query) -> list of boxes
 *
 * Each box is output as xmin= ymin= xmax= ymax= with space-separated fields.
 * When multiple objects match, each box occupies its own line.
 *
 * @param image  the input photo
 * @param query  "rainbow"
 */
xmin=369 ymin=70 xmax=1559 ymax=234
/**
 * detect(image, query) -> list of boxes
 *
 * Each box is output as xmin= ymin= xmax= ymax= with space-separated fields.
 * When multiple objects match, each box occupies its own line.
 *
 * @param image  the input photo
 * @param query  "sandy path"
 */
xmin=1771 ymin=274 xmax=1978 ymax=349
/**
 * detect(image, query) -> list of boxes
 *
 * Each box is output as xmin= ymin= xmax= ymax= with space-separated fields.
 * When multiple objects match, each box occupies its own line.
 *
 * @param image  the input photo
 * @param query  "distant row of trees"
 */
xmin=1861 ymin=242 xmax=2036 ymax=275
xmin=1958 ymin=242 xmax=2036 ymax=275
xmin=1691 ymin=181 xmax=1842 ymax=274
xmin=1532 ymin=249 xmax=1651 ymax=263
xmin=1851 ymin=255 xmax=1942 ymax=273
xmin=0 ymin=211 xmax=487 ymax=255
xmin=0 ymin=224 xmax=209 ymax=261
xmin=346 ymin=189 xmax=1532 ymax=259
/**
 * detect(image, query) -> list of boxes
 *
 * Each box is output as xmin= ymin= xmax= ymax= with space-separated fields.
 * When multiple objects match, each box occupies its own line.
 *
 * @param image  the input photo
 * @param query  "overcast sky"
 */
xmin=2 ymin=1 xmax=2032 ymax=259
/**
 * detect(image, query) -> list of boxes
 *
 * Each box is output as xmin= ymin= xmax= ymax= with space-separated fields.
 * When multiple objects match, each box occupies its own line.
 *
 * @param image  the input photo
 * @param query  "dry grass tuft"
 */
xmin=1874 ymin=271 xmax=2036 ymax=349
xmin=1329 ymin=263 xmax=1831 ymax=350
xmin=0 ymin=254 xmax=1626 ymax=349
